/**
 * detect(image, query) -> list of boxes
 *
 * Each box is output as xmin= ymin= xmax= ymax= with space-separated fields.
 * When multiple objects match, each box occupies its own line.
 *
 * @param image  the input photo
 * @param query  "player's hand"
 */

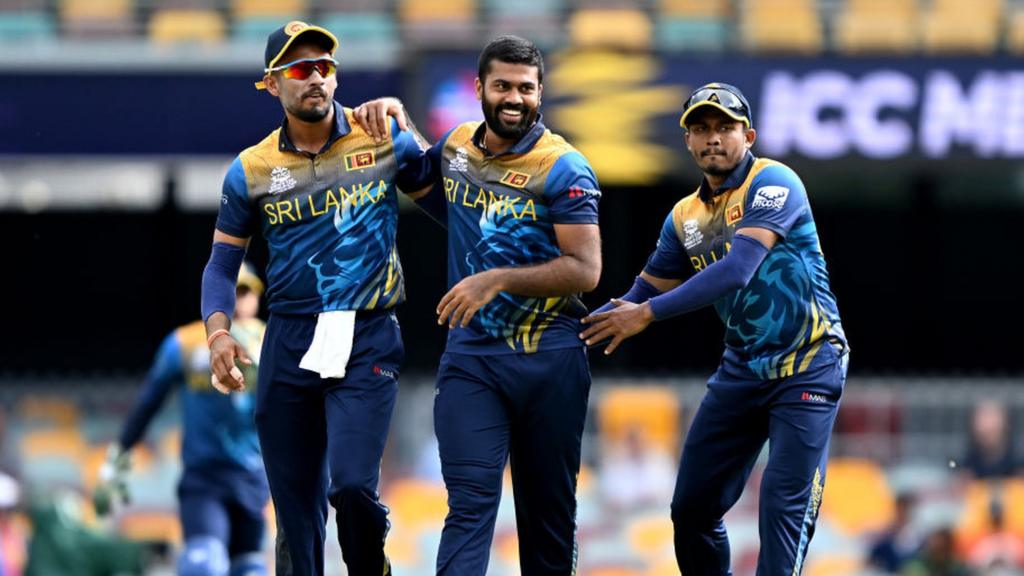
xmin=209 ymin=334 xmax=252 ymax=394
xmin=437 ymin=269 xmax=504 ymax=328
xmin=579 ymin=299 xmax=654 ymax=355
xmin=93 ymin=443 xmax=131 ymax=516
xmin=353 ymin=97 xmax=408 ymax=144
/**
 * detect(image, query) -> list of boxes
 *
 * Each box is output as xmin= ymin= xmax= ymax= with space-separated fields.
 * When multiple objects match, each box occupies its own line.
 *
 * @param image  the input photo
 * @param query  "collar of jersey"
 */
xmin=278 ymin=100 xmax=351 ymax=154
xmin=472 ymin=114 xmax=546 ymax=157
xmin=699 ymin=151 xmax=755 ymax=203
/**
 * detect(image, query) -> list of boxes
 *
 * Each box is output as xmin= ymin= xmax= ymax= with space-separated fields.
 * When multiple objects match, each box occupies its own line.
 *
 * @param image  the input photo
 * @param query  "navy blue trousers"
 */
xmin=671 ymin=354 xmax=848 ymax=576
xmin=178 ymin=469 xmax=268 ymax=558
xmin=434 ymin=347 xmax=591 ymax=576
xmin=255 ymin=311 xmax=402 ymax=576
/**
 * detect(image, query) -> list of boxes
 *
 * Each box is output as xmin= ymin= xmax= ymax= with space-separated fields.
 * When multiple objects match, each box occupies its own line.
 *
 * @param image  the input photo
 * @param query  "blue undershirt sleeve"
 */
xmin=647 ymin=234 xmax=770 ymax=321
xmin=118 ymin=332 xmax=183 ymax=451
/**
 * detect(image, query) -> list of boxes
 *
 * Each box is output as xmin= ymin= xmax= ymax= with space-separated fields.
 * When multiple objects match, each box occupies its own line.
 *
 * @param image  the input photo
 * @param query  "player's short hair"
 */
xmin=478 ymin=35 xmax=544 ymax=84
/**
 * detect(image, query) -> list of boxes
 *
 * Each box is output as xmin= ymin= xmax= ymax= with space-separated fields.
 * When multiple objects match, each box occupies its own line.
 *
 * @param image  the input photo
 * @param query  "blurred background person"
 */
xmin=962 ymin=401 xmax=1019 ymax=481
xmin=902 ymin=527 xmax=972 ymax=576
xmin=93 ymin=265 xmax=268 ymax=576
xmin=867 ymin=492 xmax=923 ymax=574
xmin=598 ymin=424 xmax=675 ymax=513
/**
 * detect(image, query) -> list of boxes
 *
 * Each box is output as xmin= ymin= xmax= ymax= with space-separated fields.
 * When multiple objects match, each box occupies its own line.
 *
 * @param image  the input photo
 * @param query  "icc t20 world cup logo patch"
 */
xmin=500 ymin=170 xmax=531 ymax=188
xmin=345 ymin=151 xmax=376 ymax=171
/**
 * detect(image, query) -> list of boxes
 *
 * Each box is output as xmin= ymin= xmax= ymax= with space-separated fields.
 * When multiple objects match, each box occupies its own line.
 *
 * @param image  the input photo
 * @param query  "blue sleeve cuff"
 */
xmin=593 ymin=276 xmax=662 ymax=315
xmin=201 ymin=242 xmax=246 ymax=322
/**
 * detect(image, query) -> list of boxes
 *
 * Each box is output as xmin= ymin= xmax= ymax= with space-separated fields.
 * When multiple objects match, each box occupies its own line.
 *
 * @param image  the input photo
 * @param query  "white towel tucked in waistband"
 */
xmin=299 ymin=310 xmax=356 ymax=379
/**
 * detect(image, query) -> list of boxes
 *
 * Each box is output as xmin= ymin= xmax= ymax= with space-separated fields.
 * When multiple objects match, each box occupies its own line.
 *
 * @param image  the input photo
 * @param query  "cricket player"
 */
xmin=355 ymin=35 xmax=602 ymax=575
xmin=580 ymin=82 xmax=849 ymax=575
xmin=200 ymin=21 xmax=427 ymax=576
xmin=95 ymin=265 xmax=268 ymax=576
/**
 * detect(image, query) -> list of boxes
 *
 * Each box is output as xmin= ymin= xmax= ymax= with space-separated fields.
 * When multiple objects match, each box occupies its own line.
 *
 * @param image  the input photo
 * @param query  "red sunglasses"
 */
xmin=266 ymin=57 xmax=337 ymax=81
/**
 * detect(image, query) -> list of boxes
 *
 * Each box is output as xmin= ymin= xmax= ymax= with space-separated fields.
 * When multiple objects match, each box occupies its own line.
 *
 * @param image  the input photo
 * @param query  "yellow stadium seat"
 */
xmin=922 ymin=10 xmax=999 ymax=53
xmin=399 ymin=0 xmax=476 ymax=23
xmin=17 ymin=396 xmax=79 ymax=427
xmin=384 ymin=478 xmax=448 ymax=529
xmin=599 ymin=386 xmax=680 ymax=454
xmin=1008 ymin=11 xmax=1024 ymax=53
xmin=956 ymin=479 xmax=1024 ymax=547
xmin=119 ymin=510 xmax=182 ymax=545
xmin=150 ymin=9 xmax=225 ymax=43
xmin=741 ymin=0 xmax=823 ymax=53
xmin=20 ymin=428 xmax=86 ymax=459
xmin=60 ymin=0 xmax=131 ymax=20
xmin=568 ymin=9 xmax=652 ymax=50
xmin=232 ymin=0 xmax=307 ymax=19
xmin=833 ymin=0 xmax=918 ymax=53
xmin=627 ymin=514 xmax=674 ymax=556
xmin=818 ymin=457 xmax=894 ymax=536
xmin=660 ymin=0 xmax=730 ymax=18
xmin=804 ymin=553 xmax=863 ymax=576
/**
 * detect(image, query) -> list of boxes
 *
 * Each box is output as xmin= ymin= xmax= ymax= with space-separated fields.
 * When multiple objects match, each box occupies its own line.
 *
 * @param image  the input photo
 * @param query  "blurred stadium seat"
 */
xmin=818 ymin=457 xmax=895 ymax=536
xmin=150 ymin=9 xmax=226 ymax=44
xmin=0 ymin=9 xmax=54 ymax=41
xmin=598 ymin=386 xmax=680 ymax=455
xmin=60 ymin=0 xmax=137 ymax=38
xmin=740 ymin=0 xmax=823 ymax=53
xmin=656 ymin=0 xmax=731 ymax=52
xmin=833 ymin=0 xmax=919 ymax=53
xmin=921 ymin=0 xmax=1001 ymax=53
xmin=400 ymin=0 xmax=479 ymax=48
xmin=568 ymin=8 xmax=652 ymax=50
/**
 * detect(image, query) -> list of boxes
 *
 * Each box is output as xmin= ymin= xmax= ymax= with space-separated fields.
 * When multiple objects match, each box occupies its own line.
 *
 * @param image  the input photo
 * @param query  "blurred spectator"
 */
xmin=0 ymin=409 xmax=21 ymax=478
xmin=965 ymin=490 xmax=1024 ymax=574
xmin=0 ymin=472 xmax=25 ymax=576
xmin=867 ymin=492 xmax=922 ymax=573
xmin=25 ymin=489 xmax=145 ymax=576
xmin=599 ymin=425 xmax=675 ymax=512
xmin=962 ymin=401 xmax=1019 ymax=480
xmin=902 ymin=527 xmax=972 ymax=576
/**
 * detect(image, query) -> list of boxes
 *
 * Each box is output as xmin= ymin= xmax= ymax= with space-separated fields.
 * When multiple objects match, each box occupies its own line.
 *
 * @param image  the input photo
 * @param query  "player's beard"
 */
xmin=482 ymin=97 xmax=537 ymax=141
xmin=288 ymin=89 xmax=332 ymax=123
xmin=697 ymin=151 xmax=739 ymax=177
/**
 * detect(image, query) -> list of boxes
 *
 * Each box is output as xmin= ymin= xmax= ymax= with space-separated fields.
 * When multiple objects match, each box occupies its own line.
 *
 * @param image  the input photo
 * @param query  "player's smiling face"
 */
xmin=267 ymin=42 xmax=337 ymax=123
xmin=476 ymin=60 xmax=542 ymax=145
xmin=684 ymin=108 xmax=756 ymax=178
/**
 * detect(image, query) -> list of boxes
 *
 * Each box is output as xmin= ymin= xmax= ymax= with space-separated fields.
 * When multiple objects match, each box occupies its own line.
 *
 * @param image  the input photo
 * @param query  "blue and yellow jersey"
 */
xmin=411 ymin=119 xmax=601 ymax=354
xmin=645 ymin=152 xmax=847 ymax=380
xmin=118 ymin=319 xmax=266 ymax=475
xmin=215 ymin=101 xmax=425 ymax=315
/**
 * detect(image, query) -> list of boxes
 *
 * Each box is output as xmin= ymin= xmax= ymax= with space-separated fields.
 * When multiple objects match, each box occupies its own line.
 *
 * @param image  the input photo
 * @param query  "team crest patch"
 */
xmin=500 ymin=170 xmax=531 ymax=188
xmin=345 ymin=151 xmax=376 ymax=171
xmin=285 ymin=21 xmax=308 ymax=36
xmin=726 ymin=203 xmax=743 ymax=225
xmin=268 ymin=166 xmax=297 ymax=195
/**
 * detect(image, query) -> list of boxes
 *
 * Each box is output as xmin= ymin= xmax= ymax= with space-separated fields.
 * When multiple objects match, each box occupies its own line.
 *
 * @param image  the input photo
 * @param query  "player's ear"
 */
xmin=744 ymin=127 xmax=757 ymax=148
xmin=265 ymin=74 xmax=280 ymax=97
xmin=475 ymin=77 xmax=483 ymax=102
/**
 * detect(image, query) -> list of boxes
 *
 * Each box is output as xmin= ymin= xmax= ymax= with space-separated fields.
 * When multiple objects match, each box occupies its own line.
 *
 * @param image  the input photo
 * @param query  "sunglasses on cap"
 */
xmin=680 ymin=86 xmax=751 ymax=128
xmin=265 ymin=57 xmax=337 ymax=81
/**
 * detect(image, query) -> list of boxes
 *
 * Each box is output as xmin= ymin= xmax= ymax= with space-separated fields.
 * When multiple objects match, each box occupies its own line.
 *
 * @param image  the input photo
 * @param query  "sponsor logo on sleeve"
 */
xmin=568 ymin=185 xmax=602 ymax=199
xmin=344 ymin=151 xmax=376 ymax=171
xmin=500 ymin=170 xmax=531 ymax=188
xmin=751 ymin=186 xmax=790 ymax=211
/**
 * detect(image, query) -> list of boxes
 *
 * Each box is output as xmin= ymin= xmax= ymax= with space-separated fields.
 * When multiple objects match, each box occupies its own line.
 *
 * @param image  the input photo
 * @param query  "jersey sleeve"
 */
xmin=400 ymin=126 xmax=456 ymax=227
xmin=391 ymin=116 xmax=427 ymax=173
xmin=643 ymin=211 xmax=692 ymax=280
xmin=118 ymin=331 xmax=184 ymax=451
xmin=214 ymin=157 xmax=254 ymax=238
xmin=543 ymin=151 xmax=601 ymax=225
xmin=739 ymin=164 xmax=809 ymax=239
